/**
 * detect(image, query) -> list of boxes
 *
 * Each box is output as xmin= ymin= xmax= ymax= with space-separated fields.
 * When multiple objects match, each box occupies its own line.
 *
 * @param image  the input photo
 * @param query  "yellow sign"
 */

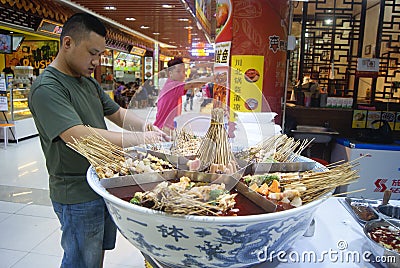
xmin=352 ymin=110 xmax=367 ymax=128
xmin=395 ymin=112 xmax=400 ymax=131
xmin=130 ymin=46 xmax=146 ymax=56
xmin=230 ymin=55 xmax=264 ymax=118
xmin=159 ymin=54 xmax=173 ymax=62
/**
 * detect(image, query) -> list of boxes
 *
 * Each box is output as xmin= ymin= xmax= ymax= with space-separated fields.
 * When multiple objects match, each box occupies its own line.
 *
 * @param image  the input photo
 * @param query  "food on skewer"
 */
xmin=242 ymin=160 xmax=359 ymax=209
xmin=171 ymin=129 xmax=202 ymax=156
xmin=237 ymin=134 xmax=314 ymax=163
xmin=130 ymin=176 xmax=238 ymax=216
xmin=67 ymin=126 xmax=174 ymax=178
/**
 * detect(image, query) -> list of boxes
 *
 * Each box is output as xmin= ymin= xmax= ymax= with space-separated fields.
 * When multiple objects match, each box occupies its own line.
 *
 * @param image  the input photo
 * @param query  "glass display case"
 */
xmin=0 ymin=86 xmax=38 ymax=141
xmin=8 ymin=87 xmax=32 ymax=121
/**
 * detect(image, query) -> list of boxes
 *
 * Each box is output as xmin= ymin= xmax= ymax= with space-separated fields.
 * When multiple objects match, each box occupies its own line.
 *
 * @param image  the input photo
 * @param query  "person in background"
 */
xmin=153 ymin=58 xmax=210 ymax=136
xmin=28 ymin=13 xmax=169 ymax=268
xmin=158 ymin=69 xmax=168 ymax=90
xmin=143 ymin=79 xmax=156 ymax=96
xmin=153 ymin=57 xmax=186 ymax=134
xmin=143 ymin=79 xmax=156 ymax=106
xmin=135 ymin=84 xmax=148 ymax=108
xmin=184 ymin=73 xmax=197 ymax=111
xmin=113 ymin=80 xmax=125 ymax=106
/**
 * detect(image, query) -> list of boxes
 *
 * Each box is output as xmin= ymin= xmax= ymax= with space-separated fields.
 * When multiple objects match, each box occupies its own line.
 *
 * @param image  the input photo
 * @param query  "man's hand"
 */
xmin=145 ymin=124 xmax=171 ymax=142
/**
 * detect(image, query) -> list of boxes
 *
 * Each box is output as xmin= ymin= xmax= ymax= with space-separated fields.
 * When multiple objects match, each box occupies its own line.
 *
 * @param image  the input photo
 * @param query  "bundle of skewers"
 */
xmin=67 ymin=126 xmax=173 ymax=178
xmin=196 ymin=108 xmax=237 ymax=174
xmin=294 ymin=159 xmax=361 ymax=203
xmin=242 ymin=159 xmax=361 ymax=209
xmin=236 ymin=134 xmax=314 ymax=163
xmin=170 ymin=129 xmax=202 ymax=157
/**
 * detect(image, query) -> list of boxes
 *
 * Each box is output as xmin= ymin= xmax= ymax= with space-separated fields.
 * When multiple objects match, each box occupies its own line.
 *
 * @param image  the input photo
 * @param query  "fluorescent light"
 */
xmin=140 ymin=25 xmax=150 ymax=29
xmin=104 ymin=6 xmax=116 ymax=10
xmin=18 ymin=161 xmax=37 ymax=170
xmin=12 ymin=191 xmax=33 ymax=197
xmin=184 ymin=26 xmax=193 ymax=30
xmin=153 ymin=32 xmax=160 ymax=35
xmin=125 ymin=17 xmax=136 ymax=21
xmin=162 ymin=4 xmax=175 ymax=8
xmin=178 ymin=18 xmax=189 ymax=22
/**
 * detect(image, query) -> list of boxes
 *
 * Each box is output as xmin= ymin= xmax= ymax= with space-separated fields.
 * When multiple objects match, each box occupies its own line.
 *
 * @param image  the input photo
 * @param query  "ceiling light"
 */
xmin=162 ymin=4 xmax=175 ymax=8
xmin=125 ymin=17 xmax=136 ymax=21
xmin=184 ymin=26 xmax=193 ymax=30
xmin=153 ymin=32 xmax=160 ymax=35
xmin=104 ymin=6 xmax=116 ymax=10
xmin=140 ymin=25 xmax=150 ymax=29
xmin=191 ymin=33 xmax=198 ymax=36
xmin=178 ymin=18 xmax=189 ymax=22
xmin=325 ymin=19 xmax=333 ymax=25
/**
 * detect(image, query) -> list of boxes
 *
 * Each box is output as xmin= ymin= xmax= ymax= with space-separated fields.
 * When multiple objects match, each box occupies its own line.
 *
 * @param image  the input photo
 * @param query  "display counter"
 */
xmin=285 ymin=104 xmax=355 ymax=138
xmin=1 ymin=87 xmax=38 ymax=141
xmin=331 ymin=138 xmax=400 ymax=200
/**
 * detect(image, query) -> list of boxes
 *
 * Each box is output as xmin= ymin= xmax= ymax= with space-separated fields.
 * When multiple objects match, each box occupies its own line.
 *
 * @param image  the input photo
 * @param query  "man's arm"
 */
xmin=60 ymin=107 xmax=170 ymax=146
xmin=184 ymin=76 xmax=214 ymax=91
xmin=106 ymin=107 xmax=146 ymax=131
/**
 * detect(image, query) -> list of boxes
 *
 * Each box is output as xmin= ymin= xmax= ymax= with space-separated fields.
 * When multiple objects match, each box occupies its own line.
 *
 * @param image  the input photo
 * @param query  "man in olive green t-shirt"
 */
xmin=28 ymin=13 xmax=169 ymax=268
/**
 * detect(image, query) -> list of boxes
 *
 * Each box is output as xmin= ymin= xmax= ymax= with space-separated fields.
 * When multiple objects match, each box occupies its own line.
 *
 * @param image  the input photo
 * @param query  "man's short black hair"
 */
xmin=60 ymin=13 xmax=106 ymax=45
xmin=167 ymin=57 xmax=184 ymax=68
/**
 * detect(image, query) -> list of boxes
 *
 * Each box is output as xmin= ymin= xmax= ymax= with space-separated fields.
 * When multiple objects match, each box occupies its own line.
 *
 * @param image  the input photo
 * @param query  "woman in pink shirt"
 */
xmin=154 ymin=58 xmax=187 ymax=134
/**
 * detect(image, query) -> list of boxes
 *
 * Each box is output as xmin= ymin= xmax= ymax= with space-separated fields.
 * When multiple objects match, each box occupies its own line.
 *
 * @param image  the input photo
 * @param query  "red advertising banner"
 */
xmin=215 ymin=0 xmax=233 ymax=43
xmin=229 ymin=0 xmax=289 ymax=122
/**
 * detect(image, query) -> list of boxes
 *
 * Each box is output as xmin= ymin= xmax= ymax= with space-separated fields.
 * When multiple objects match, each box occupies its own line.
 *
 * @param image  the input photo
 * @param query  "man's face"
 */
xmin=65 ymin=31 xmax=105 ymax=77
xmin=169 ymin=64 xmax=186 ymax=82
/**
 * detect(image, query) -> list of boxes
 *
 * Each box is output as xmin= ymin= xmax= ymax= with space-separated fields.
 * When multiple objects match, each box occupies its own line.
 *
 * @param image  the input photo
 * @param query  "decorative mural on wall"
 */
xmin=5 ymin=40 xmax=59 ymax=74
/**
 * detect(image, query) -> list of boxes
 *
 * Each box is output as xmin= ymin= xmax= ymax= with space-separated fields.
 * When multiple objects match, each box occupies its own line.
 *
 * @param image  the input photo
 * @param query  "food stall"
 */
xmin=113 ymin=51 xmax=142 ymax=83
xmin=63 ymin=99 xmax=400 ymax=268
xmin=100 ymin=49 xmax=114 ymax=94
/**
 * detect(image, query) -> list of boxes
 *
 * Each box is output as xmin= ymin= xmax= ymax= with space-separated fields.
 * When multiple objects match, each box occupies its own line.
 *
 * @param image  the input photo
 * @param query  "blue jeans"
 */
xmin=52 ymin=199 xmax=117 ymax=268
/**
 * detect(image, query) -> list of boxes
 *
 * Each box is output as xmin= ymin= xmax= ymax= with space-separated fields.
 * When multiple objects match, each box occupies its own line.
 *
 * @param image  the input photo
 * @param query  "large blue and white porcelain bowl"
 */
xmin=87 ymin=167 xmax=328 ymax=268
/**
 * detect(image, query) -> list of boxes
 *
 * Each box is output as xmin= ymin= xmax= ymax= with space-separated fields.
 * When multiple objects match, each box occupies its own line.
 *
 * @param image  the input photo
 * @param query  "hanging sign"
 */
xmin=37 ymin=19 xmax=63 ymax=35
xmin=356 ymin=58 xmax=380 ymax=78
xmin=130 ymin=46 xmax=146 ymax=56
xmin=0 ymin=77 xmax=6 ymax=93
xmin=230 ymin=55 xmax=264 ymax=118
xmin=357 ymin=58 xmax=379 ymax=72
xmin=215 ymin=41 xmax=231 ymax=67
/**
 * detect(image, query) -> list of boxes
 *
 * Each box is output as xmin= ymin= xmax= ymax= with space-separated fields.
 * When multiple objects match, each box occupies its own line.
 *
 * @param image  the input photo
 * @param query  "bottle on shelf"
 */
xmin=366 ymin=88 xmax=371 ymax=100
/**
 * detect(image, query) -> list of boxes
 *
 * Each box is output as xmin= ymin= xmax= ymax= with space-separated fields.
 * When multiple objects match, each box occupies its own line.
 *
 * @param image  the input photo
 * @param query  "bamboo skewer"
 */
xmin=279 ymin=160 xmax=361 ymax=204
xmin=197 ymin=108 xmax=235 ymax=170
xmin=238 ymin=134 xmax=314 ymax=163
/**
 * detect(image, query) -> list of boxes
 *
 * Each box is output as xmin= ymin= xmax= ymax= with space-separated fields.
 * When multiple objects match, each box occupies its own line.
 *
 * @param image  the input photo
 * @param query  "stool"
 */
xmin=0 ymin=123 xmax=16 ymax=149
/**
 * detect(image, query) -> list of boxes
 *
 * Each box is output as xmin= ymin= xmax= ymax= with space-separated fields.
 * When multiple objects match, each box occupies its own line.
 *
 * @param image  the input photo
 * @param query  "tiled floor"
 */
xmin=0 ymin=106 xmax=167 ymax=268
